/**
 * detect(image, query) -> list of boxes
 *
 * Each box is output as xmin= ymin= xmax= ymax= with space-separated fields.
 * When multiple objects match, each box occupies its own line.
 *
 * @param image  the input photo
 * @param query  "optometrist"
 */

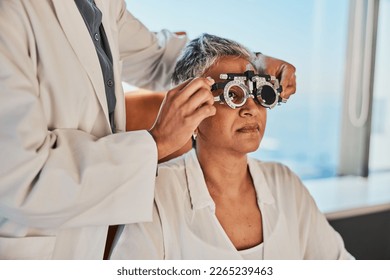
xmin=0 ymin=1 xmax=296 ymax=259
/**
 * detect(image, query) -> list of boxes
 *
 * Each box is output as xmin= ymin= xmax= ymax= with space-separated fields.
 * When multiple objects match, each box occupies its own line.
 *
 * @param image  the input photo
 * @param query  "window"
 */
xmin=125 ymin=0 xmax=350 ymax=179
xmin=370 ymin=0 xmax=390 ymax=173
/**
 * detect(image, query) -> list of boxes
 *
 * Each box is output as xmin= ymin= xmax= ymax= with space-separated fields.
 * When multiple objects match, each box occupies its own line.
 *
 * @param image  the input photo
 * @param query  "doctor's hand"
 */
xmin=149 ymin=77 xmax=216 ymax=160
xmin=256 ymin=54 xmax=297 ymax=100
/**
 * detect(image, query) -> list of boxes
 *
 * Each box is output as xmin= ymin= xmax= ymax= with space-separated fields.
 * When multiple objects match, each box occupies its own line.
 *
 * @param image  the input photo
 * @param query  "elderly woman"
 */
xmin=110 ymin=34 xmax=353 ymax=260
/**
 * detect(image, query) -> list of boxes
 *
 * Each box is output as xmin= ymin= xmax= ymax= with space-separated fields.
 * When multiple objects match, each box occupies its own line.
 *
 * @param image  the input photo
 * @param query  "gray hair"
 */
xmin=171 ymin=33 xmax=257 ymax=85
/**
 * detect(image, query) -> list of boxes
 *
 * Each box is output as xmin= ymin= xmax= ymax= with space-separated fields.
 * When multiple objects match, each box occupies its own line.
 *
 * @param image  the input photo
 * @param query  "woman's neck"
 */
xmin=196 ymin=147 xmax=251 ymax=197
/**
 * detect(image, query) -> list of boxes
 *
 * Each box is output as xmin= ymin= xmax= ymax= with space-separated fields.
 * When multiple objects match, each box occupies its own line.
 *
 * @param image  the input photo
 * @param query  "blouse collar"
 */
xmin=184 ymin=149 xmax=275 ymax=212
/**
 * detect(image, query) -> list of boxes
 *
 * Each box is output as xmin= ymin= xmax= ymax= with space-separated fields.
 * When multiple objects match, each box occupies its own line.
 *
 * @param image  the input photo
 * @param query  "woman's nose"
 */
xmin=239 ymin=97 xmax=260 ymax=117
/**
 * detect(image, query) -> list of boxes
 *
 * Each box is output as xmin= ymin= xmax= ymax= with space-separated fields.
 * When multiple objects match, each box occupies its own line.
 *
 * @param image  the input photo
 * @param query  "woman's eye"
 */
xmin=228 ymin=91 xmax=237 ymax=99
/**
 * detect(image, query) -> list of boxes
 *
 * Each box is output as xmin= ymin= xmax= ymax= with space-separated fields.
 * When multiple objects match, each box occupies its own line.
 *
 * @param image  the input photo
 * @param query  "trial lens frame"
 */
xmin=211 ymin=70 xmax=285 ymax=109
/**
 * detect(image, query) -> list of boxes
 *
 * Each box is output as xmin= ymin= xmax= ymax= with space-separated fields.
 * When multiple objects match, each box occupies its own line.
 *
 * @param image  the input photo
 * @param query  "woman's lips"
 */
xmin=236 ymin=124 xmax=260 ymax=133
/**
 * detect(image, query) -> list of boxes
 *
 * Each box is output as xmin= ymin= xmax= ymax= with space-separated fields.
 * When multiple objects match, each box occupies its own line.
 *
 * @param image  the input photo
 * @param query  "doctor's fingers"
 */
xmin=181 ymin=104 xmax=216 ymax=133
xmin=174 ymin=77 xmax=215 ymax=105
xmin=183 ymin=87 xmax=216 ymax=115
xmin=164 ymin=91 xmax=216 ymax=131
xmin=279 ymin=64 xmax=297 ymax=99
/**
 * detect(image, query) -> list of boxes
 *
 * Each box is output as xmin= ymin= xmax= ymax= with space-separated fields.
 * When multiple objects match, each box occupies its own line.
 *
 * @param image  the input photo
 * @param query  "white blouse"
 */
xmin=239 ymin=243 xmax=264 ymax=260
xmin=111 ymin=150 xmax=354 ymax=260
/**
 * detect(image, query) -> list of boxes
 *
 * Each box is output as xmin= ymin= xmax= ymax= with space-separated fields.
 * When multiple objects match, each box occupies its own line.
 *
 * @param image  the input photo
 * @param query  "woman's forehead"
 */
xmin=205 ymin=56 xmax=255 ymax=81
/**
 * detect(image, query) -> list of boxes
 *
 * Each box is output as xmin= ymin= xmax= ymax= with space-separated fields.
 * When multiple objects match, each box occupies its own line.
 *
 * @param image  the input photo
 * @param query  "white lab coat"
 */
xmin=111 ymin=150 xmax=354 ymax=260
xmin=0 ymin=0 xmax=187 ymax=259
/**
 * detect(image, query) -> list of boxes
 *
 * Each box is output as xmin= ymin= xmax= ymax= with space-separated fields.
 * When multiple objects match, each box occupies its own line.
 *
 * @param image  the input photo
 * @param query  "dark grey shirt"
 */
xmin=75 ymin=0 xmax=116 ymax=132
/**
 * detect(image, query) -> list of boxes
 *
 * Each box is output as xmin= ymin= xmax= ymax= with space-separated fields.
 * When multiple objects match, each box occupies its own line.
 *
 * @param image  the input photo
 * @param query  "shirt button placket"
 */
xmin=107 ymin=79 xmax=114 ymax=87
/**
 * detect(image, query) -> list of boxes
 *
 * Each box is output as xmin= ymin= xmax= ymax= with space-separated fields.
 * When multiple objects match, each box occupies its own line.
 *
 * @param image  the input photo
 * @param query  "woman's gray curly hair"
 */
xmin=171 ymin=33 xmax=257 ymax=86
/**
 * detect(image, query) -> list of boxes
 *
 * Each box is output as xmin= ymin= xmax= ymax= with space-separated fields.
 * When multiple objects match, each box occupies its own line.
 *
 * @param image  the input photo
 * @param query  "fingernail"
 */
xmin=206 ymin=76 xmax=215 ymax=85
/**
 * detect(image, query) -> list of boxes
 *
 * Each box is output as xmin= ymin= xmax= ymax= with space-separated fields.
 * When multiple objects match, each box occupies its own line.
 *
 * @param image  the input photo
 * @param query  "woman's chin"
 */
xmin=243 ymin=136 xmax=262 ymax=150
xmin=234 ymin=141 xmax=261 ymax=155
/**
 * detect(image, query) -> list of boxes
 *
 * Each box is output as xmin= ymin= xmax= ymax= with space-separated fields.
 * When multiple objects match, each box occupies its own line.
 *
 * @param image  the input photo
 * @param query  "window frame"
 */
xmin=338 ymin=0 xmax=380 ymax=177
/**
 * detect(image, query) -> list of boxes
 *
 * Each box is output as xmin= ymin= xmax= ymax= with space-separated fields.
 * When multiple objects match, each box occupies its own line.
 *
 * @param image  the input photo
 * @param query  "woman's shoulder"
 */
xmin=249 ymin=157 xmax=297 ymax=178
xmin=248 ymin=157 xmax=306 ymax=197
xmin=157 ymin=153 xmax=187 ymax=176
xmin=154 ymin=153 xmax=194 ymax=221
xmin=155 ymin=153 xmax=189 ymax=196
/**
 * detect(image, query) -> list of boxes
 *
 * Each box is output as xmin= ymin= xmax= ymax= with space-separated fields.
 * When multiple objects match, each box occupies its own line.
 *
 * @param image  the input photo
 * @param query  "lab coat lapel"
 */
xmin=52 ymin=0 xmax=110 ymax=128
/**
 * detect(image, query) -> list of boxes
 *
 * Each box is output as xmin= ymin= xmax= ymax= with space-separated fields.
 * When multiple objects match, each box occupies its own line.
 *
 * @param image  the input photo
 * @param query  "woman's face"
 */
xmin=197 ymin=56 xmax=267 ymax=156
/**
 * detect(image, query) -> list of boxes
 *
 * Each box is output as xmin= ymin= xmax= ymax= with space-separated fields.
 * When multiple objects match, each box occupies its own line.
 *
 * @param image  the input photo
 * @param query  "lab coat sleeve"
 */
xmin=0 ymin=2 xmax=157 ymax=229
xmin=116 ymin=1 xmax=188 ymax=91
xmin=109 ymin=202 xmax=164 ymax=260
